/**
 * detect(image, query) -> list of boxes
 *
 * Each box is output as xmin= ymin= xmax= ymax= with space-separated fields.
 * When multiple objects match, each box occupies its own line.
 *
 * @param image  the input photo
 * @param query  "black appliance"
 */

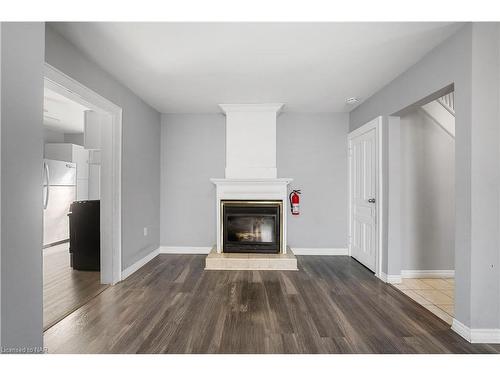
xmin=68 ymin=200 xmax=100 ymax=271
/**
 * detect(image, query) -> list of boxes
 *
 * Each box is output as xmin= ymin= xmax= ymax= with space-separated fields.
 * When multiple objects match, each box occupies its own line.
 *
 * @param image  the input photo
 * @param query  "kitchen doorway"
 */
xmin=42 ymin=64 xmax=122 ymax=330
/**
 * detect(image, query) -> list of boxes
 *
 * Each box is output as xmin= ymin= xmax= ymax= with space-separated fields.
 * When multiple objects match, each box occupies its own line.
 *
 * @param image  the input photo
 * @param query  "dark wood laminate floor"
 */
xmin=43 ymin=244 xmax=109 ymax=330
xmin=44 ymin=255 xmax=500 ymax=354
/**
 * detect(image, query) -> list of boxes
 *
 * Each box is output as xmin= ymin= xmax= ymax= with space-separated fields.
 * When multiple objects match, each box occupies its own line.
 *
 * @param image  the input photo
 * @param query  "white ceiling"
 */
xmin=44 ymin=88 xmax=89 ymax=133
xmin=50 ymin=22 xmax=463 ymax=113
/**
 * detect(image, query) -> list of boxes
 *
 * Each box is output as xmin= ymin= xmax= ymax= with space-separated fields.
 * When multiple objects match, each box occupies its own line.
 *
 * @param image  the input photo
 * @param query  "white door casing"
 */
xmin=44 ymin=63 xmax=122 ymax=284
xmin=348 ymin=117 xmax=382 ymax=274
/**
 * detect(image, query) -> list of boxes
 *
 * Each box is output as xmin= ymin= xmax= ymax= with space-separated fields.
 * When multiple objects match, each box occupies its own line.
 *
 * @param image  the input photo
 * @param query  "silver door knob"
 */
xmin=368 ymin=198 xmax=376 ymax=203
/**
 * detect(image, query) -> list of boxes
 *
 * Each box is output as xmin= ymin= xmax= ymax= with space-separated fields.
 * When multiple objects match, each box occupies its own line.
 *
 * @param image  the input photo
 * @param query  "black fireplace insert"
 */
xmin=222 ymin=201 xmax=281 ymax=253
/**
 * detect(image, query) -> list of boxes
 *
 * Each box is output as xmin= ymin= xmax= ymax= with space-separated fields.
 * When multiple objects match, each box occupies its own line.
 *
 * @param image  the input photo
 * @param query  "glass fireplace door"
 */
xmin=222 ymin=201 xmax=281 ymax=253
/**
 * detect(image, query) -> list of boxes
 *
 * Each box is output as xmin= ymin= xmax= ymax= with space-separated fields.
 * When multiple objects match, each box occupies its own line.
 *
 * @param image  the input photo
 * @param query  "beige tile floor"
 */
xmin=393 ymin=277 xmax=454 ymax=324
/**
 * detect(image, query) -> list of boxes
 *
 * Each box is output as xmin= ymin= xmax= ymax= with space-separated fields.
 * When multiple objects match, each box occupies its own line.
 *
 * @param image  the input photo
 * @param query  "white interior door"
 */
xmin=349 ymin=125 xmax=377 ymax=272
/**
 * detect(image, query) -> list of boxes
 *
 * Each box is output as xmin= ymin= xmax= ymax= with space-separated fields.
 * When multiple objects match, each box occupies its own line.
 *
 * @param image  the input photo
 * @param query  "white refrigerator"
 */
xmin=43 ymin=159 xmax=77 ymax=248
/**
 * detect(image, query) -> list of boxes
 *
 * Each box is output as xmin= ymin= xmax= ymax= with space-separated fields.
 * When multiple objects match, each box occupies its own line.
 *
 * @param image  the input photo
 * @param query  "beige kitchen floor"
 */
xmin=393 ymin=278 xmax=454 ymax=325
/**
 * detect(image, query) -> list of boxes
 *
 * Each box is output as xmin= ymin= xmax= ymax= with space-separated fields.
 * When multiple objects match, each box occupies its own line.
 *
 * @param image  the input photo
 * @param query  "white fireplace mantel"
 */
xmin=210 ymin=178 xmax=292 ymax=253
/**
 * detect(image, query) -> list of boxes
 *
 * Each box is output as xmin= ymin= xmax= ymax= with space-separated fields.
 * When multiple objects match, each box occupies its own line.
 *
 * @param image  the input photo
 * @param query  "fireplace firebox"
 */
xmin=221 ymin=200 xmax=282 ymax=253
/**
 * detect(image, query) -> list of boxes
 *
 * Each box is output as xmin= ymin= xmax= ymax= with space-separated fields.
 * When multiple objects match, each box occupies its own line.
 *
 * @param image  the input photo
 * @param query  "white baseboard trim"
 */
xmin=159 ymin=246 xmax=212 ymax=254
xmin=470 ymin=329 xmax=500 ymax=343
xmin=121 ymin=247 xmax=160 ymax=280
xmin=291 ymin=248 xmax=348 ymax=256
xmin=452 ymin=319 xmax=500 ymax=343
xmin=379 ymin=272 xmax=402 ymax=284
xmin=158 ymin=247 xmax=348 ymax=256
xmin=401 ymin=270 xmax=455 ymax=278
xmin=451 ymin=319 xmax=471 ymax=341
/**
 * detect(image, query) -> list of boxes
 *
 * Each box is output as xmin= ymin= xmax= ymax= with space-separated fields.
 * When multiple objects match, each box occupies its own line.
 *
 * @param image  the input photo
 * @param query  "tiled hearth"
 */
xmin=205 ymin=247 xmax=298 ymax=270
xmin=394 ymin=278 xmax=455 ymax=324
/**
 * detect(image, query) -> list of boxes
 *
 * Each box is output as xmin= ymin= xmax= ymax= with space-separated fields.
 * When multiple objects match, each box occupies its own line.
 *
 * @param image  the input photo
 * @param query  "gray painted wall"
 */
xmin=0 ymin=21 xmax=2 ymax=348
xmin=160 ymin=112 xmax=349 ymax=250
xmin=43 ymin=128 xmax=64 ymax=143
xmin=64 ymin=132 xmax=84 ymax=146
xmin=400 ymin=109 xmax=455 ymax=271
xmin=160 ymin=114 xmax=225 ymax=247
xmin=386 ymin=116 xmax=402 ymax=276
xmin=277 ymin=113 xmax=348 ymax=248
xmin=1 ymin=23 xmax=45 ymax=350
xmin=468 ymin=23 xmax=500 ymax=330
xmin=349 ymin=23 xmax=500 ymax=330
xmin=45 ymin=25 xmax=161 ymax=270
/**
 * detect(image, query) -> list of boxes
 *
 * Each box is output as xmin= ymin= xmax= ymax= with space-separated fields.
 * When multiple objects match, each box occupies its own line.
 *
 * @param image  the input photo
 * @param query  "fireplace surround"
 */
xmin=208 ymin=103 xmax=294 ymax=265
xmin=222 ymin=200 xmax=282 ymax=253
xmin=210 ymin=178 xmax=292 ymax=254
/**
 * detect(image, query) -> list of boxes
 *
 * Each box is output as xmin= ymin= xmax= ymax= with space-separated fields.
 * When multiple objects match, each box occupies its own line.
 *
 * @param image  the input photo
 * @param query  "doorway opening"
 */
xmin=42 ymin=64 xmax=122 ymax=330
xmin=348 ymin=86 xmax=456 ymax=325
xmin=392 ymin=89 xmax=456 ymax=325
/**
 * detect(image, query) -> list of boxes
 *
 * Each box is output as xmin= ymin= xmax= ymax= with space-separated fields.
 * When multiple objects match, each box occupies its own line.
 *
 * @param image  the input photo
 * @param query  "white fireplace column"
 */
xmin=220 ymin=103 xmax=283 ymax=179
xmin=211 ymin=103 xmax=293 ymax=255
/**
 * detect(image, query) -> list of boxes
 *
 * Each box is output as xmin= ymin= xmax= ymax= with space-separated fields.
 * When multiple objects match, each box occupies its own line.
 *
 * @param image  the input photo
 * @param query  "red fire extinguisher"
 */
xmin=289 ymin=189 xmax=301 ymax=215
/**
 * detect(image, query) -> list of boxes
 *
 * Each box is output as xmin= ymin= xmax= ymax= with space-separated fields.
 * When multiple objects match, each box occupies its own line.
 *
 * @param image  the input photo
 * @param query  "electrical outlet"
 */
xmin=143 ymin=227 xmax=148 ymax=237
